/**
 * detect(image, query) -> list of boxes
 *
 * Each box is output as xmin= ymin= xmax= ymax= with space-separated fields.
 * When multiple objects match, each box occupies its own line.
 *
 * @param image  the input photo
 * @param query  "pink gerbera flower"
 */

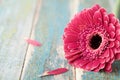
xmin=63 ymin=4 xmax=120 ymax=72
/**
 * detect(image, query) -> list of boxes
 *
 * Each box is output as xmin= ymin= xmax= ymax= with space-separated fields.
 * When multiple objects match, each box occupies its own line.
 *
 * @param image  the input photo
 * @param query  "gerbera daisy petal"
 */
xmin=98 ymin=58 xmax=105 ymax=64
xmin=93 ymin=64 xmax=102 ymax=72
xmin=85 ymin=61 xmax=94 ymax=70
xmin=86 ymin=10 xmax=93 ymax=24
xmin=105 ymin=57 xmax=110 ymax=62
xmin=99 ymin=64 xmax=105 ymax=69
xmin=104 ymin=63 xmax=112 ymax=73
xmin=68 ymin=54 xmax=81 ymax=63
xmin=116 ymin=28 xmax=120 ymax=36
xmin=104 ymin=21 xmax=109 ymax=29
xmin=91 ymin=60 xmax=100 ymax=70
xmin=100 ymin=49 xmax=109 ymax=58
xmin=109 ymin=49 xmax=114 ymax=59
xmin=113 ymin=47 xmax=120 ymax=54
xmin=109 ymin=58 xmax=115 ymax=64
xmin=116 ymin=35 xmax=120 ymax=41
xmin=115 ymin=53 xmax=120 ymax=60
xmin=109 ymin=23 xmax=115 ymax=31
xmin=78 ymin=60 xmax=90 ymax=67
xmin=109 ymin=13 xmax=116 ymax=25
xmin=102 ymin=12 xmax=109 ymax=21
xmin=64 ymin=36 xmax=78 ymax=43
xmin=93 ymin=68 xmax=100 ymax=72
xmin=115 ymin=40 xmax=120 ymax=48
xmin=116 ymin=23 xmax=120 ymax=29
xmin=92 ymin=4 xmax=100 ymax=12
xmin=109 ymin=31 xmax=115 ymax=38
xmin=109 ymin=41 xmax=115 ymax=48
xmin=93 ymin=10 xmax=102 ymax=25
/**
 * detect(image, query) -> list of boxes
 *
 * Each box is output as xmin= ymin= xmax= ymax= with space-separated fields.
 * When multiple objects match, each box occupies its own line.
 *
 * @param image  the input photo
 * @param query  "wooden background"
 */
xmin=0 ymin=0 xmax=120 ymax=80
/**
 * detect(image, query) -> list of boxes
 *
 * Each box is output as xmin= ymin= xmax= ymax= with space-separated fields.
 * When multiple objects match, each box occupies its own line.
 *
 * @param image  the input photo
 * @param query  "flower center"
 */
xmin=89 ymin=34 xmax=102 ymax=49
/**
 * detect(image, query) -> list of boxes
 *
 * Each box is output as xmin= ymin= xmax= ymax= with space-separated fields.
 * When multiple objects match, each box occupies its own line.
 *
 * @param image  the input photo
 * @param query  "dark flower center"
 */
xmin=89 ymin=34 xmax=102 ymax=49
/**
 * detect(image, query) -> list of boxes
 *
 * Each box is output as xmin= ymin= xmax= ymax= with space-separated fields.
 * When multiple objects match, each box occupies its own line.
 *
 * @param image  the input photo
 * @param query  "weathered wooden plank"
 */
xmin=0 ymin=0 xmax=37 ymax=80
xmin=22 ymin=0 xmax=76 ymax=80
xmin=76 ymin=0 xmax=120 ymax=80
xmin=114 ymin=0 xmax=120 ymax=19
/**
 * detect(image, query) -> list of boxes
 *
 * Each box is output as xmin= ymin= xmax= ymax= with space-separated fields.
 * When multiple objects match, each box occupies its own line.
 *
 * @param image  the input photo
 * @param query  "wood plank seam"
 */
xmin=69 ymin=0 xmax=80 ymax=80
xmin=19 ymin=0 xmax=41 ymax=80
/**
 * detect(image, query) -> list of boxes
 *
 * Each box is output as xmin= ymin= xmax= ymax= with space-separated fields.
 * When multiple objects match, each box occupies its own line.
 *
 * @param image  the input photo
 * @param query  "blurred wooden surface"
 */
xmin=0 ymin=0 xmax=120 ymax=80
xmin=0 ymin=0 xmax=37 ymax=80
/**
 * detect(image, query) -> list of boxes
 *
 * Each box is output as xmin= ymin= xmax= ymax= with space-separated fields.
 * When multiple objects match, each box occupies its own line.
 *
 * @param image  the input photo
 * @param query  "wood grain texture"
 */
xmin=22 ymin=0 xmax=75 ymax=80
xmin=0 ymin=0 xmax=37 ymax=80
xmin=114 ymin=0 xmax=120 ymax=19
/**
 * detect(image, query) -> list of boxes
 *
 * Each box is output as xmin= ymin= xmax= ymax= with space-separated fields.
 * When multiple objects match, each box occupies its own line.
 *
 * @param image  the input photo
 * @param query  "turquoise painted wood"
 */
xmin=0 ymin=0 xmax=37 ymax=80
xmin=114 ymin=0 xmax=120 ymax=19
xmin=22 ymin=0 xmax=75 ymax=80
xmin=0 ymin=0 xmax=120 ymax=80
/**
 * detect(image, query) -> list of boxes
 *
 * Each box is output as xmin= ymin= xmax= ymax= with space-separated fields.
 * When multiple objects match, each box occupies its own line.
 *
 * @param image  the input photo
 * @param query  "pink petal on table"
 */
xmin=26 ymin=39 xmax=41 ymax=46
xmin=38 ymin=68 xmax=68 ymax=77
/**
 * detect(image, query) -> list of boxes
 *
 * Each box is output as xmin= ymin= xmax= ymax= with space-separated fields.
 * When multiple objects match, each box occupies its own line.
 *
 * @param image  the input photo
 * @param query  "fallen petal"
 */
xmin=38 ymin=68 xmax=68 ymax=77
xmin=26 ymin=39 xmax=41 ymax=46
